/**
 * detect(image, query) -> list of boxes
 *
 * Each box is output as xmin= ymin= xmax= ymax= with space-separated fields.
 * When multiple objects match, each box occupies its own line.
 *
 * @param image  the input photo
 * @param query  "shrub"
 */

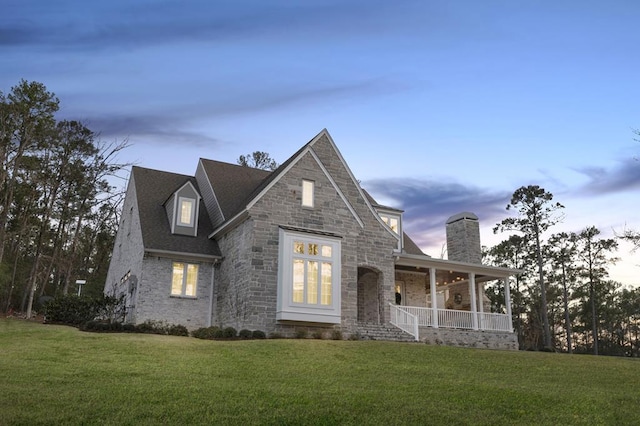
xmin=222 ymin=327 xmax=237 ymax=339
xmin=295 ymin=329 xmax=308 ymax=339
xmin=44 ymin=294 xmax=127 ymax=327
xmin=331 ymin=329 xmax=343 ymax=340
xmin=80 ymin=321 xmax=125 ymax=333
xmin=239 ymin=329 xmax=253 ymax=339
xmin=252 ymin=330 xmax=266 ymax=339
xmin=123 ymin=323 xmax=136 ymax=333
xmin=213 ymin=328 xmax=225 ymax=339
xmin=168 ymin=324 xmax=189 ymax=337
xmin=135 ymin=320 xmax=167 ymax=335
xmin=110 ymin=322 xmax=124 ymax=332
xmin=268 ymin=332 xmax=283 ymax=339
xmin=192 ymin=326 xmax=220 ymax=340
xmin=44 ymin=295 xmax=99 ymax=326
xmin=312 ymin=330 xmax=324 ymax=340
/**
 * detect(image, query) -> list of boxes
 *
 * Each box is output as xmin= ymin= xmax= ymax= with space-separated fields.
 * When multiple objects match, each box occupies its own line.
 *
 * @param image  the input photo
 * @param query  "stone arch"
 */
xmin=357 ymin=266 xmax=384 ymax=324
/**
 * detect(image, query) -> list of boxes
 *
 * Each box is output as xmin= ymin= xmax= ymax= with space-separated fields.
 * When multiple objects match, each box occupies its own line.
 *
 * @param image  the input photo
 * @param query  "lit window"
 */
xmin=178 ymin=197 xmax=195 ymax=227
xmin=277 ymin=230 xmax=341 ymax=323
xmin=289 ymin=239 xmax=334 ymax=306
xmin=302 ymin=180 xmax=314 ymax=207
xmin=171 ymin=262 xmax=198 ymax=297
xmin=380 ymin=215 xmax=399 ymax=234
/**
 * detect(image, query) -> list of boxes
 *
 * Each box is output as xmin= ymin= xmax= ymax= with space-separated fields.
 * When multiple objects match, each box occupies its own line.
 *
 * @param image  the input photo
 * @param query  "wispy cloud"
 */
xmin=1 ymin=0 xmax=428 ymax=51
xmin=574 ymin=158 xmax=640 ymax=195
xmin=77 ymin=113 xmax=219 ymax=147
xmin=364 ymin=177 xmax=511 ymax=249
xmin=60 ymin=78 xmax=402 ymax=146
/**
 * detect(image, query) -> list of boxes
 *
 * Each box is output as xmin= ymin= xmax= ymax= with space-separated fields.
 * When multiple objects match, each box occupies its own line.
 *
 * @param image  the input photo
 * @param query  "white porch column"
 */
xmin=504 ymin=277 xmax=513 ymax=332
xmin=477 ymin=281 xmax=484 ymax=330
xmin=430 ymin=267 xmax=438 ymax=328
xmin=469 ymin=272 xmax=478 ymax=330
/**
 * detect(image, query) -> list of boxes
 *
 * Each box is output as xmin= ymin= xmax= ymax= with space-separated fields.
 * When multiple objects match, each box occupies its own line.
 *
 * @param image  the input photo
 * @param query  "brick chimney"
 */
xmin=446 ymin=212 xmax=481 ymax=264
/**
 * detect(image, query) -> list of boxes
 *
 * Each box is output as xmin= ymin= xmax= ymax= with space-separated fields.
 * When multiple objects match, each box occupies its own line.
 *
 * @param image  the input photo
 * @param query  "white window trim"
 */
xmin=379 ymin=212 xmax=403 ymax=251
xmin=277 ymin=229 xmax=341 ymax=324
xmin=301 ymin=179 xmax=314 ymax=208
xmin=177 ymin=197 xmax=196 ymax=227
xmin=171 ymin=262 xmax=199 ymax=298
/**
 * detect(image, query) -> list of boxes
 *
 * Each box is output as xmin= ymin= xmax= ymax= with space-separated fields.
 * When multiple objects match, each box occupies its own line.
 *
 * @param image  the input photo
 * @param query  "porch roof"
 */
xmin=394 ymin=253 xmax=522 ymax=284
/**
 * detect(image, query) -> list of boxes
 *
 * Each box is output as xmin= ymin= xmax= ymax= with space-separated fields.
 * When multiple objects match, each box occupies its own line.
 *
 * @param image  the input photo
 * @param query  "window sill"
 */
xmin=277 ymin=310 xmax=340 ymax=324
xmin=170 ymin=295 xmax=197 ymax=300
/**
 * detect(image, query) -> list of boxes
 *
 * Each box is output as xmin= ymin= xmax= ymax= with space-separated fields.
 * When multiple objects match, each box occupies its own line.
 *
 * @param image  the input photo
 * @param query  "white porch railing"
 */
xmin=389 ymin=304 xmax=419 ymax=341
xmin=393 ymin=306 xmax=512 ymax=332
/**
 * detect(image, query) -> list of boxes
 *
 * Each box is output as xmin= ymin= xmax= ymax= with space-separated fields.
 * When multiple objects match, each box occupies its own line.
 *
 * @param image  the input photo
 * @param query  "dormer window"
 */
xmin=380 ymin=215 xmax=399 ymax=234
xmin=178 ymin=197 xmax=195 ymax=227
xmin=165 ymin=181 xmax=201 ymax=237
xmin=302 ymin=179 xmax=314 ymax=207
xmin=378 ymin=210 xmax=403 ymax=251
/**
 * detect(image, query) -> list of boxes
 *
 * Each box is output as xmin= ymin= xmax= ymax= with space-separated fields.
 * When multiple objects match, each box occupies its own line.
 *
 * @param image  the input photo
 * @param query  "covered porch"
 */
xmin=390 ymin=253 xmax=518 ymax=342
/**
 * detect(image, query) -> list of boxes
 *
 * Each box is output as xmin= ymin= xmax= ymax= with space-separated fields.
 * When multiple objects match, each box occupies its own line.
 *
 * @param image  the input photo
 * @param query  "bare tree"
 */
xmin=237 ymin=151 xmax=278 ymax=171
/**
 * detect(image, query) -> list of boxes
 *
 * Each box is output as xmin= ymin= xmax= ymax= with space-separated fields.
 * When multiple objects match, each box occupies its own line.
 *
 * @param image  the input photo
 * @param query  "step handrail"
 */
xmin=389 ymin=303 xmax=419 ymax=341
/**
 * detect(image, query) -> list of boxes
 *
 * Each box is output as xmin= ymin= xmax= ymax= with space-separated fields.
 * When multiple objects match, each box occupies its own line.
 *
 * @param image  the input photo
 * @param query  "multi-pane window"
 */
xmin=178 ymin=197 xmax=195 ymax=227
xmin=302 ymin=180 xmax=314 ymax=207
xmin=277 ymin=230 xmax=341 ymax=324
xmin=171 ymin=262 xmax=198 ymax=297
xmin=380 ymin=214 xmax=399 ymax=234
xmin=291 ymin=241 xmax=333 ymax=306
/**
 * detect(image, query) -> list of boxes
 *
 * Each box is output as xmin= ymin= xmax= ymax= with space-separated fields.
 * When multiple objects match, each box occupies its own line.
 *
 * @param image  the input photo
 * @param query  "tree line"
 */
xmin=487 ymin=185 xmax=639 ymax=356
xmin=0 ymin=80 xmax=129 ymax=318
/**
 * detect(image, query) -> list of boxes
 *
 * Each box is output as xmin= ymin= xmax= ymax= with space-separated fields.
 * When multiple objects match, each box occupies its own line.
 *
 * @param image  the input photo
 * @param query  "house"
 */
xmin=105 ymin=129 xmax=519 ymax=349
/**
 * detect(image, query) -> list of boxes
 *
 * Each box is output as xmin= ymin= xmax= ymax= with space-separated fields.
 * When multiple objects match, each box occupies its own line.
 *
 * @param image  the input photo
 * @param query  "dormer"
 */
xmin=165 ymin=181 xmax=201 ymax=237
xmin=377 ymin=207 xmax=403 ymax=252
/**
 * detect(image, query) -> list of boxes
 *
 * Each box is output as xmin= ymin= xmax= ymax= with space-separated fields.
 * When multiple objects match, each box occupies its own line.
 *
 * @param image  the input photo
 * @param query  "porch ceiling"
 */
xmin=394 ymin=253 xmax=522 ymax=285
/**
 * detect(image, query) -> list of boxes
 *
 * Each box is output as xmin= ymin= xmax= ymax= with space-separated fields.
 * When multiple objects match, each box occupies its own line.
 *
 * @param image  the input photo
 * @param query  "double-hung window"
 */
xmin=277 ymin=229 xmax=341 ymax=324
xmin=171 ymin=262 xmax=198 ymax=297
xmin=177 ymin=197 xmax=196 ymax=227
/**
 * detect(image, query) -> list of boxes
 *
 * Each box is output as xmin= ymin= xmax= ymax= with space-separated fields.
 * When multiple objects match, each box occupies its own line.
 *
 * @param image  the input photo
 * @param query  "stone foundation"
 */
xmin=419 ymin=327 xmax=518 ymax=350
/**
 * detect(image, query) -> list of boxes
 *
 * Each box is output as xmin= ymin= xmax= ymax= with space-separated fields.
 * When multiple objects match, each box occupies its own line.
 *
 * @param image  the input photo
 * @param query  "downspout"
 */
xmin=207 ymin=261 xmax=217 ymax=327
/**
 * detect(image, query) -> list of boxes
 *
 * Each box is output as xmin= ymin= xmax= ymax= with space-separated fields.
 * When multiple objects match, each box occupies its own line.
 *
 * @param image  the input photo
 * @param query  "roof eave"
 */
xmin=395 ymin=253 xmax=523 ymax=277
xmin=145 ymin=248 xmax=221 ymax=262
xmin=208 ymin=210 xmax=250 ymax=239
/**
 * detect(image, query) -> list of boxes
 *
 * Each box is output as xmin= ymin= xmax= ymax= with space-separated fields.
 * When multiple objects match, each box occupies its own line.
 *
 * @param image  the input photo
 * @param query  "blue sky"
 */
xmin=2 ymin=1 xmax=639 ymax=285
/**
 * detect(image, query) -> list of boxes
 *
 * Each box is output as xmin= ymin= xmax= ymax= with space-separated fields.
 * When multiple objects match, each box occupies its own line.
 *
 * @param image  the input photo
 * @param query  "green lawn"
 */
xmin=1 ymin=319 xmax=638 ymax=425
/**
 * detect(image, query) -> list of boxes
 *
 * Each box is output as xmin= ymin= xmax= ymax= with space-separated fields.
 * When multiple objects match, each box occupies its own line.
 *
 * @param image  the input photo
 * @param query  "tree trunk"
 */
xmin=561 ymin=262 xmax=573 ymax=353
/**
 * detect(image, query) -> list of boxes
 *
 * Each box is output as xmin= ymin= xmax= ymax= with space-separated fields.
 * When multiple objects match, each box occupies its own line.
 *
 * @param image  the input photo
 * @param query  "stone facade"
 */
xmin=134 ymin=255 xmax=215 ymax=329
xmin=420 ymin=327 xmax=518 ymax=350
xmin=104 ymin=175 xmax=145 ymax=322
xmin=395 ymin=271 xmax=429 ymax=307
xmin=211 ymin=135 xmax=398 ymax=336
xmin=446 ymin=212 xmax=481 ymax=264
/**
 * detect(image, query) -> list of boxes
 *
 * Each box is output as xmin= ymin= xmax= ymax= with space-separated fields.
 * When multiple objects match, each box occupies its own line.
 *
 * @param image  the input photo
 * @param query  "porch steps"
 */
xmin=355 ymin=323 xmax=417 ymax=342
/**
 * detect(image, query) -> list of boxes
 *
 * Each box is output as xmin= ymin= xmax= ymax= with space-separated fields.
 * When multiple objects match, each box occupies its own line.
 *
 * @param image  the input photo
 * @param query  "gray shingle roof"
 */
xmin=132 ymin=166 xmax=221 ymax=257
xmin=131 ymin=131 xmax=424 ymax=258
xmin=198 ymin=158 xmax=271 ymax=220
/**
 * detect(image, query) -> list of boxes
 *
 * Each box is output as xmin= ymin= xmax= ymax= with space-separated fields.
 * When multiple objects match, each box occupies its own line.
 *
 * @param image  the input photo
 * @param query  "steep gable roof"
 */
xmin=132 ymin=166 xmax=221 ymax=258
xmin=198 ymin=159 xmax=271 ymax=221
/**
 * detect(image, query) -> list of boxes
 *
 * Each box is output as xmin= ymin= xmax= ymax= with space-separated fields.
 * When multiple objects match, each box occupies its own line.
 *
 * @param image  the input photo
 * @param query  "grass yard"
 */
xmin=1 ymin=319 xmax=639 ymax=425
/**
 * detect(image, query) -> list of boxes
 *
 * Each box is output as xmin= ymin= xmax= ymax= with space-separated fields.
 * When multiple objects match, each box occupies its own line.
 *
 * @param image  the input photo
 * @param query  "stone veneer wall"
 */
xmin=134 ymin=255 xmax=215 ymax=329
xmin=395 ymin=271 xmax=428 ymax=307
xmin=104 ymin=174 xmax=145 ymax=322
xmin=445 ymin=212 xmax=481 ymax=264
xmin=219 ymin=134 xmax=397 ymax=336
xmin=214 ymin=219 xmax=257 ymax=330
xmin=420 ymin=327 xmax=518 ymax=350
